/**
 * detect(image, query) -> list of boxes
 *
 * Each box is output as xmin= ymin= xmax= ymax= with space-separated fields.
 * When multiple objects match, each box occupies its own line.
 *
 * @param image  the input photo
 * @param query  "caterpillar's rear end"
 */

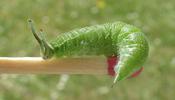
xmin=113 ymin=24 xmax=149 ymax=84
xmin=28 ymin=20 xmax=149 ymax=85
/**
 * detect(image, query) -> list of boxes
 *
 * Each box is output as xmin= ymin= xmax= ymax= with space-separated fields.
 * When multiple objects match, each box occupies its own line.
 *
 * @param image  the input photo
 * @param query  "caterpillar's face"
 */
xmin=41 ymin=43 xmax=54 ymax=60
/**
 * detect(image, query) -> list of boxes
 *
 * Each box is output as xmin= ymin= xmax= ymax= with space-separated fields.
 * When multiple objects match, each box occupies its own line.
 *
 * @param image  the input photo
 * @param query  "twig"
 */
xmin=0 ymin=57 xmax=107 ymax=74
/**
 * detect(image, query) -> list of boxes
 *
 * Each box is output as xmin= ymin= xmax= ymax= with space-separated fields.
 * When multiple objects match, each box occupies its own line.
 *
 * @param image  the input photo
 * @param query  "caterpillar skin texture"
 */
xmin=29 ymin=20 xmax=149 ymax=84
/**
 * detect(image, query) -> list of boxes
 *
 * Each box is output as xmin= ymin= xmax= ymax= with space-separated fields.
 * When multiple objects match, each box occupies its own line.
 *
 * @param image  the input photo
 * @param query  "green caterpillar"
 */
xmin=28 ymin=19 xmax=149 ymax=85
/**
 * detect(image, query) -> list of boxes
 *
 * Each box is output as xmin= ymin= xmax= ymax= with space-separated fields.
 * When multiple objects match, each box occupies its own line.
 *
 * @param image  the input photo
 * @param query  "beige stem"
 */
xmin=0 ymin=57 xmax=108 ymax=74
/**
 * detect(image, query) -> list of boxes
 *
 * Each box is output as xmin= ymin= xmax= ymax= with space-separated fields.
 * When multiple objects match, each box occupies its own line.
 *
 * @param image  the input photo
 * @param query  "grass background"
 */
xmin=0 ymin=0 xmax=175 ymax=100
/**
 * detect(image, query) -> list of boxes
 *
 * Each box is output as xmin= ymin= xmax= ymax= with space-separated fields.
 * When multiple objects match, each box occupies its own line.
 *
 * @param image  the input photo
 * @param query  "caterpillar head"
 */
xmin=28 ymin=19 xmax=54 ymax=59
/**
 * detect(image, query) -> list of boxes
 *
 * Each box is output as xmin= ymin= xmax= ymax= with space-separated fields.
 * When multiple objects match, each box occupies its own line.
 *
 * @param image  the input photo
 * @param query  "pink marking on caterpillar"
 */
xmin=107 ymin=56 xmax=143 ymax=78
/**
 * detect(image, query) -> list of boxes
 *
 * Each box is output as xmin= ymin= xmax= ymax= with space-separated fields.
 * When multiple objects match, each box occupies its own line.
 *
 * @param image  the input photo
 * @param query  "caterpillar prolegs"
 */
xmin=28 ymin=20 xmax=149 ymax=85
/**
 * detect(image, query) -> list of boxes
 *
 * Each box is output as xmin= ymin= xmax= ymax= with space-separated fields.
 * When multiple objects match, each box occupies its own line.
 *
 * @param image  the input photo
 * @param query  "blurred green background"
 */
xmin=0 ymin=0 xmax=175 ymax=100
